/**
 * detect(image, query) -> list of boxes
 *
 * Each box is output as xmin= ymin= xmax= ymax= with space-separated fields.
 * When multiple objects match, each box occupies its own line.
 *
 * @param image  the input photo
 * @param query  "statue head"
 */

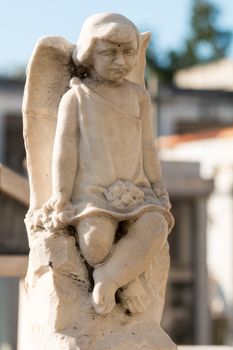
xmin=73 ymin=13 xmax=140 ymax=78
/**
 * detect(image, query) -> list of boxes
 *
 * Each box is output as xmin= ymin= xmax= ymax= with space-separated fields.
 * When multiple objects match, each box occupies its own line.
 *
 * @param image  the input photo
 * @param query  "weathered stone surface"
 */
xmin=23 ymin=13 xmax=176 ymax=349
xmin=25 ymin=222 xmax=175 ymax=349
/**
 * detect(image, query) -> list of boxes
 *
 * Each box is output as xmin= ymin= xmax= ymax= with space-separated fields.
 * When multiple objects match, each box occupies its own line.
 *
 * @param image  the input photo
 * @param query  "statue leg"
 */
xmin=76 ymin=215 xmax=118 ymax=314
xmin=118 ymin=277 xmax=150 ymax=314
xmin=92 ymin=211 xmax=168 ymax=314
xmin=76 ymin=215 xmax=117 ymax=266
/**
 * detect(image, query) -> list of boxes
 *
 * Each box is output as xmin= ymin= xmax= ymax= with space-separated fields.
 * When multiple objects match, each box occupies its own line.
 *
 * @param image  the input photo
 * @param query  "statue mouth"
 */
xmin=111 ymin=68 xmax=126 ymax=74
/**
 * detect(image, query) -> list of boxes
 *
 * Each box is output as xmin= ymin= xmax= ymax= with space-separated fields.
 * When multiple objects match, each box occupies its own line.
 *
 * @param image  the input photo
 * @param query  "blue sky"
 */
xmin=1 ymin=0 xmax=233 ymax=75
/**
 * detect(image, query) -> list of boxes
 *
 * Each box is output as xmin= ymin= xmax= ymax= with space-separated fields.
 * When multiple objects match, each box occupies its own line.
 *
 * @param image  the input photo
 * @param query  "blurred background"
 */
xmin=0 ymin=0 xmax=233 ymax=349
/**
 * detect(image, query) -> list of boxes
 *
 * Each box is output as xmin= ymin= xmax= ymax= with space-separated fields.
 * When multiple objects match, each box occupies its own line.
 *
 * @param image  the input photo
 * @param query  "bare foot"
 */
xmin=118 ymin=277 xmax=150 ymax=314
xmin=92 ymin=268 xmax=118 ymax=314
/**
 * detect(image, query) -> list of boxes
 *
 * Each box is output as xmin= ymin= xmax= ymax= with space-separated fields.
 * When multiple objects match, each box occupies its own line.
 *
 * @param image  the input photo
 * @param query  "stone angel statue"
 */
xmin=23 ymin=13 xmax=176 ymax=350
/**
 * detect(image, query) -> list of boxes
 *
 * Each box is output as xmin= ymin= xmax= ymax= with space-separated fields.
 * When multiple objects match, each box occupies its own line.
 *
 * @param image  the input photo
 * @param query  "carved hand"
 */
xmin=41 ymin=195 xmax=76 ymax=231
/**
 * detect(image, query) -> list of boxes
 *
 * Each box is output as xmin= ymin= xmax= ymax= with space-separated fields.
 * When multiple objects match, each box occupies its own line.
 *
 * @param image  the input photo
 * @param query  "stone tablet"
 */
xmin=23 ymin=12 xmax=176 ymax=350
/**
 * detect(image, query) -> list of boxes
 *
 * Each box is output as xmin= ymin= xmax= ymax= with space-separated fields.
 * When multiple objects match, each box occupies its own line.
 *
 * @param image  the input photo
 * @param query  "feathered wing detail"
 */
xmin=22 ymin=36 xmax=75 ymax=211
xmin=126 ymin=32 xmax=151 ymax=88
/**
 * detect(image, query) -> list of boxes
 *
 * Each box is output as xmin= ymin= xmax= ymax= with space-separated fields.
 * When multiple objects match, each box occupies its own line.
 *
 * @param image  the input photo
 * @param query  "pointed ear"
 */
xmin=139 ymin=32 xmax=151 ymax=51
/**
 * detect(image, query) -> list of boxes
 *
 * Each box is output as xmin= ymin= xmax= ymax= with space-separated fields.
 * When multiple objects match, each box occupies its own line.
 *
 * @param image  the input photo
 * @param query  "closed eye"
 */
xmin=123 ymin=49 xmax=136 ymax=56
xmin=97 ymin=49 xmax=117 ymax=56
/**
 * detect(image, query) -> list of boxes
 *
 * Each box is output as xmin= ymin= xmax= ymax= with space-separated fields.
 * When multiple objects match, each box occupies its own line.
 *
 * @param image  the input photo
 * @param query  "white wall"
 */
xmin=160 ymin=137 xmax=233 ymax=344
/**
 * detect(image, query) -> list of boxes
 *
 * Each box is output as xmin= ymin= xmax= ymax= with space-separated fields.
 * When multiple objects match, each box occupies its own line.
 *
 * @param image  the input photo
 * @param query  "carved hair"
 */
xmin=72 ymin=13 xmax=140 ymax=77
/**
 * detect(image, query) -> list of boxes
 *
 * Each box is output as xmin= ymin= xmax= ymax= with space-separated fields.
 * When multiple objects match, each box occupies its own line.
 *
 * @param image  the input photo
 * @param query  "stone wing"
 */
xmin=22 ymin=36 xmax=75 ymax=211
xmin=126 ymin=32 xmax=151 ymax=88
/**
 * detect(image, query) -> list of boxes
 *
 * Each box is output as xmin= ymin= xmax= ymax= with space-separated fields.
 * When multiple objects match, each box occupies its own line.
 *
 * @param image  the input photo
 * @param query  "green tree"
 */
xmin=147 ymin=0 xmax=232 ymax=81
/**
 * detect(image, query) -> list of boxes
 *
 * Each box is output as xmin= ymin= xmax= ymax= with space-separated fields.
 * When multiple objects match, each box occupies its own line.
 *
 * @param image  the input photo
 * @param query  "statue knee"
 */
xmin=77 ymin=219 xmax=115 ymax=266
xmin=150 ymin=212 xmax=168 ymax=245
xmin=86 ymin=229 xmax=111 ymax=264
xmin=137 ymin=211 xmax=168 ymax=247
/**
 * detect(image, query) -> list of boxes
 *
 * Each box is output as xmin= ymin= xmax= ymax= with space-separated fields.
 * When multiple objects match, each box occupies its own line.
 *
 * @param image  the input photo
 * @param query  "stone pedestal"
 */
xmin=25 ymin=226 xmax=176 ymax=350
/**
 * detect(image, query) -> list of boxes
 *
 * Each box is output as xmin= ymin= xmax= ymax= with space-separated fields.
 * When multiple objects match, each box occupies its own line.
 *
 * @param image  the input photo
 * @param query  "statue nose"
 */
xmin=114 ymin=54 xmax=125 ymax=65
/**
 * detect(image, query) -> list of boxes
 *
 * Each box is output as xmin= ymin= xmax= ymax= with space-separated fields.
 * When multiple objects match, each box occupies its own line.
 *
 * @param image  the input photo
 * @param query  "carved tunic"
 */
xmin=70 ymin=80 xmax=173 ymax=229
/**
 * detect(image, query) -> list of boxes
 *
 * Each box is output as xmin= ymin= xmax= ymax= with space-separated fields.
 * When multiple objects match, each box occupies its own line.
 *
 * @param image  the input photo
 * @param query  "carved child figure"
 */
xmin=25 ymin=13 xmax=174 ymax=316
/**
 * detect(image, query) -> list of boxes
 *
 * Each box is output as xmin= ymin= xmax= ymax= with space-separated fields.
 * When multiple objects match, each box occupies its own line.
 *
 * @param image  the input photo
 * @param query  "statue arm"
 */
xmin=140 ymin=90 xmax=171 ymax=209
xmin=50 ymin=88 xmax=79 ymax=211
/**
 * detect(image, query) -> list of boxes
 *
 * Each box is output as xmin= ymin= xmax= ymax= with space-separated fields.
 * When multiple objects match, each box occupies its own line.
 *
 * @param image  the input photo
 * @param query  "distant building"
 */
xmin=175 ymin=59 xmax=233 ymax=92
xmin=0 ymin=78 xmax=28 ymax=350
xmin=0 ymin=164 xmax=29 ymax=350
xmin=0 ymin=78 xmax=25 ymax=175
xmin=156 ymin=85 xmax=233 ymax=136
xmin=160 ymin=128 xmax=233 ymax=345
xmin=147 ymin=63 xmax=233 ymax=344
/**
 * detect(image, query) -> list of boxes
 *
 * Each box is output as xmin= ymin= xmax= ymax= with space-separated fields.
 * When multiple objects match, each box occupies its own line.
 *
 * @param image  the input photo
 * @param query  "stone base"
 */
xmin=29 ymin=322 xmax=176 ymax=350
xmin=25 ymin=227 xmax=177 ymax=350
xmin=178 ymin=348 xmax=232 ymax=350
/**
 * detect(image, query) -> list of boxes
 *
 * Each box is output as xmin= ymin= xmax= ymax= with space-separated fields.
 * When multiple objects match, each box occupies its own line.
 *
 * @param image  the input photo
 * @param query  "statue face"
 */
xmin=91 ymin=38 xmax=137 ymax=82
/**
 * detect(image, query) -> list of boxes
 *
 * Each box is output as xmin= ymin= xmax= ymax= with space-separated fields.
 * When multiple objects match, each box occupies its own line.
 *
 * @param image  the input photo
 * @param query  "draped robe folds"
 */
xmin=67 ymin=79 xmax=173 ymax=230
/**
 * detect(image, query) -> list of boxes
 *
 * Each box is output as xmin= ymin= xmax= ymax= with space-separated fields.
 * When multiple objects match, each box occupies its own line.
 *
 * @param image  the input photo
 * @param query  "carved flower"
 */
xmin=104 ymin=180 xmax=144 ymax=209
